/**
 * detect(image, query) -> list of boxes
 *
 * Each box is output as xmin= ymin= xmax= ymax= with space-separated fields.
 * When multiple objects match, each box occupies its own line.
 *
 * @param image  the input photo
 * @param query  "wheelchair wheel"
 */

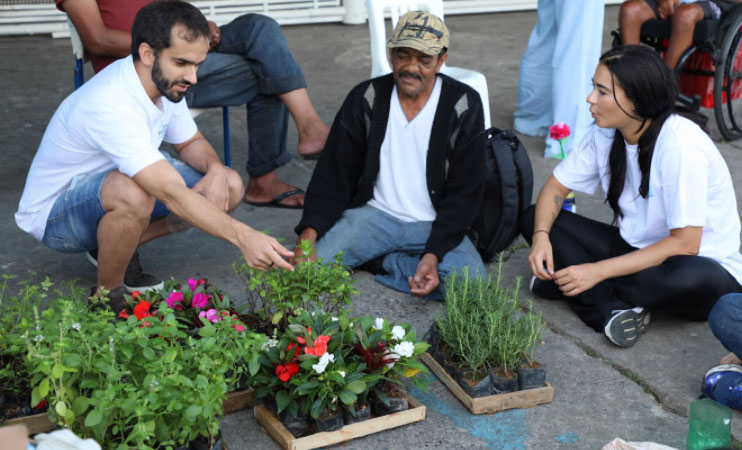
xmin=713 ymin=10 xmax=742 ymax=141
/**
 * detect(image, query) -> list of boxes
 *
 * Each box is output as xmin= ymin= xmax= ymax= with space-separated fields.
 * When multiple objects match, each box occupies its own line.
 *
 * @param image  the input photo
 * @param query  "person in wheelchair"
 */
xmin=619 ymin=0 xmax=737 ymax=69
xmin=522 ymin=45 xmax=742 ymax=348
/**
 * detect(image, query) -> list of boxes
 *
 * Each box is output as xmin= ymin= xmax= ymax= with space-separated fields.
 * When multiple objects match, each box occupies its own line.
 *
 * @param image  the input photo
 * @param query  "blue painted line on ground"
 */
xmin=410 ymin=387 xmax=529 ymax=450
xmin=555 ymin=431 xmax=580 ymax=444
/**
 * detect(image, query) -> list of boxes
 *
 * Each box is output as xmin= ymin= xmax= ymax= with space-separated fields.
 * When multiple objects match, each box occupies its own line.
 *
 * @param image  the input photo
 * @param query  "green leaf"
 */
xmin=55 ymin=401 xmax=67 ymax=418
xmin=85 ymin=409 xmax=103 ymax=427
xmin=142 ymin=347 xmax=155 ymax=360
xmin=248 ymin=355 xmax=260 ymax=376
xmin=198 ymin=325 xmax=215 ymax=337
xmin=71 ymin=397 xmax=89 ymax=415
xmin=63 ymin=353 xmax=82 ymax=367
xmin=344 ymin=380 xmax=366 ymax=395
xmin=276 ymin=390 xmax=290 ymax=414
xmin=31 ymin=387 xmax=40 ymax=408
xmin=51 ymin=363 xmax=64 ymax=379
xmin=338 ymin=389 xmax=357 ymax=405
xmin=184 ymin=405 xmax=202 ymax=421
xmin=271 ymin=311 xmax=284 ymax=325
xmin=64 ymin=409 xmax=75 ymax=424
xmin=38 ymin=377 xmax=49 ymax=397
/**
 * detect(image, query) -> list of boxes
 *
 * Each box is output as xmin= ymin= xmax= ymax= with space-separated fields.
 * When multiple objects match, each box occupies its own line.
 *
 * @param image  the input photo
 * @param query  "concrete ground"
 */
xmin=2 ymin=5 xmax=741 ymax=449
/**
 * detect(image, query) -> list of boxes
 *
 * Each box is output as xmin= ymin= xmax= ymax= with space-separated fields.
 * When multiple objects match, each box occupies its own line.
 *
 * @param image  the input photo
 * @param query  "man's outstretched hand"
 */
xmin=238 ymin=229 xmax=294 ymax=272
xmin=409 ymin=253 xmax=439 ymax=297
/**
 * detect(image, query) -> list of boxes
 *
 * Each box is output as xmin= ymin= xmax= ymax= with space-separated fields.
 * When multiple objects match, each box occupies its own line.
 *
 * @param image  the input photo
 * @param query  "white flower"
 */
xmin=392 ymin=341 xmax=414 ymax=358
xmin=384 ymin=351 xmax=400 ymax=368
xmin=339 ymin=371 xmax=346 ymax=377
xmin=373 ymin=317 xmax=385 ymax=330
xmin=71 ymin=323 xmax=81 ymax=331
xmin=331 ymin=316 xmax=339 ymax=322
xmin=33 ymin=335 xmax=44 ymax=342
xmin=391 ymin=325 xmax=405 ymax=341
xmin=261 ymin=338 xmax=278 ymax=351
xmin=312 ymin=352 xmax=335 ymax=374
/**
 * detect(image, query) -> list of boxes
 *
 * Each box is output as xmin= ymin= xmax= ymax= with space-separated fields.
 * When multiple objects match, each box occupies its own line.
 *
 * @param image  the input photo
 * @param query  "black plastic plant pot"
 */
xmin=174 ymin=434 xmax=223 ymax=450
xmin=343 ymin=403 xmax=371 ymax=425
xmin=517 ymin=362 xmax=546 ymax=390
xmin=490 ymin=367 xmax=519 ymax=393
xmin=453 ymin=368 xmax=494 ymax=398
xmin=314 ymin=408 xmax=344 ymax=432
xmin=424 ymin=322 xmax=442 ymax=361
xmin=371 ymin=384 xmax=409 ymax=416
xmin=279 ymin=409 xmax=310 ymax=438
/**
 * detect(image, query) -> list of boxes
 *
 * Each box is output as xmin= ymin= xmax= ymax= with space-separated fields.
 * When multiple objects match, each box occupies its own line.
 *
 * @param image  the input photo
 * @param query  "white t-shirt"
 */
xmin=367 ymin=76 xmax=442 ymax=222
xmin=553 ymin=115 xmax=742 ymax=284
xmin=16 ymin=55 xmax=198 ymax=241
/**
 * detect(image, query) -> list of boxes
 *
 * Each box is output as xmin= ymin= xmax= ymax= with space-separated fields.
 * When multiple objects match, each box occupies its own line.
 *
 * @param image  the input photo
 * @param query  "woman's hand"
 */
xmin=528 ymin=233 xmax=554 ymax=280
xmin=553 ymin=263 xmax=605 ymax=297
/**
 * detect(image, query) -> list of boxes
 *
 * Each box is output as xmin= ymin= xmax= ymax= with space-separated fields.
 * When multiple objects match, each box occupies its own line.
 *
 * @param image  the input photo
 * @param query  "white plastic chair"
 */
xmin=66 ymin=18 xmax=232 ymax=166
xmin=366 ymin=0 xmax=491 ymax=128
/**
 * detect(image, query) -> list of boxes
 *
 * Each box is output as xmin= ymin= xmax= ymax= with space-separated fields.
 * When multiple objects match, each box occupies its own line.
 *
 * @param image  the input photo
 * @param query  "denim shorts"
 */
xmin=41 ymin=152 xmax=203 ymax=253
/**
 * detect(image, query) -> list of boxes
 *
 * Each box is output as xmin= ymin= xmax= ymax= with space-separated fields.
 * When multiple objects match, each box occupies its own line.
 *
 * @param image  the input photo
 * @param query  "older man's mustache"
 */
xmin=398 ymin=71 xmax=423 ymax=81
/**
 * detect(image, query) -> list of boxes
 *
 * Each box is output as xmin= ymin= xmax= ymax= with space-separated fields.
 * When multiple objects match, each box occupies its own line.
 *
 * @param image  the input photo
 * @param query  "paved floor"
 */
xmin=3 ymin=5 xmax=742 ymax=449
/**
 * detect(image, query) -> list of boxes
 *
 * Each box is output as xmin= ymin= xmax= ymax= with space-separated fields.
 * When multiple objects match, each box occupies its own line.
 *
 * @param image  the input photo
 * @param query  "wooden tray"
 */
xmin=3 ymin=412 xmax=55 ymax=435
xmin=254 ymin=396 xmax=426 ymax=450
xmin=223 ymin=387 xmax=255 ymax=414
xmin=421 ymin=352 xmax=554 ymax=414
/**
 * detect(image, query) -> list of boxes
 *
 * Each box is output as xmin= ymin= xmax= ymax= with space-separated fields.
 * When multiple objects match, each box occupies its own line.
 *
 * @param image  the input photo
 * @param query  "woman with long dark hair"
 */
xmin=523 ymin=45 xmax=742 ymax=348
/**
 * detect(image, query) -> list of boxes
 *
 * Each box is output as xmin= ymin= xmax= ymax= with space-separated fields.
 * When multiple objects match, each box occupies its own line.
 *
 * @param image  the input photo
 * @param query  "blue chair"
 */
xmin=66 ymin=17 xmax=232 ymax=166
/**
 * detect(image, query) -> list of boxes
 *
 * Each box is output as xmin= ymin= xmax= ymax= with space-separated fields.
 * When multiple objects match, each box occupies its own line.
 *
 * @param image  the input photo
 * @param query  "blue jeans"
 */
xmin=513 ymin=0 xmax=604 ymax=157
xmin=315 ymin=205 xmax=485 ymax=300
xmin=709 ymin=294 xmax=742 ymax=359
xmin=41 ymin=152 xmax=203 ymax=253
xmin=187 ymin=14 xmax=305 ymax=177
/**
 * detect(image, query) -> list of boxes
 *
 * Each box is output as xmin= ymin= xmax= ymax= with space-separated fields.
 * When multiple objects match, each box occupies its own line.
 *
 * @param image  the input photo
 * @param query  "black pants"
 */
xmin=521 ymin=206 xmax=742 ymax=331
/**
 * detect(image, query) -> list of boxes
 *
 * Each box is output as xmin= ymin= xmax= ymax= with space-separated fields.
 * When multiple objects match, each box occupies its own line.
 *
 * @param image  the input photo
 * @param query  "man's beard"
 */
xmin=152 ymin=57 xmax=190 ymax=103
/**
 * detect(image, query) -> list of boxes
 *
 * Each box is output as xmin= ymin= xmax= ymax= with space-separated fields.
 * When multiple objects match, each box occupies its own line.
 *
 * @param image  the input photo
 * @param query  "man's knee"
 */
xmin=225 ymin=168 xmax=245 ymax=211
xmin=101 ymin=171 xmax=155 ymax=219
xmin=672 ymin=4 xmax=704 ymax=29
xmin=619 ymin=0 xmax=653 ymax=27
xmin=709 ymin=293 xmax=742 ymax=335
xmin=232 ymin=13 xmax=281 ymax=38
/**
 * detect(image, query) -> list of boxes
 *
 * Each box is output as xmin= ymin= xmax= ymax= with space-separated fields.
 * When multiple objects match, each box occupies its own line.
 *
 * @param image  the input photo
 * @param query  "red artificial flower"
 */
xmin=275 ymin=362 xmax=299 ymax=382
xmin=118 ymin=310 xmax=130 ymax=319
xmin=548 ymin=122 xmax=571 ymax=141
xmin=133 ymin=300 xmax=152 ymax=320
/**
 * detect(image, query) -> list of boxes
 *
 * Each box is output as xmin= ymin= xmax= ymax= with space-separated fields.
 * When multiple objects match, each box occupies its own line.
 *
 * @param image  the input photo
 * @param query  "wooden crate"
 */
xmin=223 ymin=387 xmax=255 ymax=414
xmin=421 ymin=352 xmax=554 ymax=414
xmin=4 ymin=412 xmax=55 ymax=435
xmin=254 ymin=396 xmax=426 ymax=450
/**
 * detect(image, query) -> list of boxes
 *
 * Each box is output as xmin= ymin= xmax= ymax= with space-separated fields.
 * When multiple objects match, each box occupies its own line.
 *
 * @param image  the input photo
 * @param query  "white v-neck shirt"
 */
xmin=367 ymin=77 xmax=442 ymax=222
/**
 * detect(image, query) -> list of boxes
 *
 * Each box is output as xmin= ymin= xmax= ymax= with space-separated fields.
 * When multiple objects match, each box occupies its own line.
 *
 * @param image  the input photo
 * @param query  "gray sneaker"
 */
xmin=604 ymin=307 xmax=651 ymax=348
xmin=86 ymin=249 xmax=164 ymax=293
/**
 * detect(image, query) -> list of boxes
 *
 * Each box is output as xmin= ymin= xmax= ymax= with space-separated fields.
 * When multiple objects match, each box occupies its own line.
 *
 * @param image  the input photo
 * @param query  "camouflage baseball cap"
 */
xmin=387 ymin=11 xmax=449 ymax=56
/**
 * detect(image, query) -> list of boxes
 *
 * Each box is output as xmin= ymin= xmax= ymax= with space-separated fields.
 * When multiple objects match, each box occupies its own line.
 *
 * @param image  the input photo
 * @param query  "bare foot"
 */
xmin=244 ymin=172 xmax=304 ymax=208
xmin=297 ymin=119 xmax=329 ymax=157
xmin=721 ymin=352 xmax=742 ymax=365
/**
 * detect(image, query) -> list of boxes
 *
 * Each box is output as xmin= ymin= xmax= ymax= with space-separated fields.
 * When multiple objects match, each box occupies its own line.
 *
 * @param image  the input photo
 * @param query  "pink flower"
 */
xmin=233 ymin=324 xmax=246 ymax=332
xmin=191 ymin=292 xmax=210 ymax=309
xmin=548 ymin=122 xmax=570 ymax=141
xmin=187 ymin=278 xmax=198 ymax=292
xmin=198 ymin=308 xmax=222 ymax=323
xmin=166 ymin=291 xmax=184 ymax=310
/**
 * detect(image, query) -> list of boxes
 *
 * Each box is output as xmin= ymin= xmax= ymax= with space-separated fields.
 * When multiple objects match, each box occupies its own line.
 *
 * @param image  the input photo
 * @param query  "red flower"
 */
xmin=287 ymin=342 xmax=300 ymax=361
xmin=303 ymin=335 xmax=330 ymax=356
xmin=118 ymin=310 xmax=130 ymax=319
xmin=131 ymin=290 xmax=141 ymax=300
xmin=198 ymin=279 xmax=207 ymax=285
xmin=34 ymin=399 xmax=46 ymax=410
xmin=275 ymin=362 xmax=299 ymax=382
xmin=133 ymin=300 xmax=152 ymax=320
xmin=548 ymin=122 xmax=571 ymax=141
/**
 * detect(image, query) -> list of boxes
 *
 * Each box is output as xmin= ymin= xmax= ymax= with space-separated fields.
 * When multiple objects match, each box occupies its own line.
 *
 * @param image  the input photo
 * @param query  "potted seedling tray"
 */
xmin=254 ymin=395 xmax=426 ymax=450
xmin=421 ymin=353 xmax=553 ymax=414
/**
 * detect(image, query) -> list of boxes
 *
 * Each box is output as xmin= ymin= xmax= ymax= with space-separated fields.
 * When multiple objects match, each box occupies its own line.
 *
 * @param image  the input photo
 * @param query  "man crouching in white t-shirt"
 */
xmin=15 ymin=1 xmax=293 ymax=312
xmin=293 ymin=11 xmax=487 ymax=300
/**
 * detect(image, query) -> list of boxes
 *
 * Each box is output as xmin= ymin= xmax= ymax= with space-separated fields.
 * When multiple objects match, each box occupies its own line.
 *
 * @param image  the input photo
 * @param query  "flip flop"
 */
xmin=245 ymin=188 xmax=305 ymax=209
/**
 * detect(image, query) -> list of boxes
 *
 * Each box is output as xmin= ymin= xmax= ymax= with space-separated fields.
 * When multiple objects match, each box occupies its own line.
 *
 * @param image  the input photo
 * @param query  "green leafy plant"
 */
xmin=24 ymin=290 xmax=265 ymax=449
xmin=234 ymin=240 xmax=357 ymax=333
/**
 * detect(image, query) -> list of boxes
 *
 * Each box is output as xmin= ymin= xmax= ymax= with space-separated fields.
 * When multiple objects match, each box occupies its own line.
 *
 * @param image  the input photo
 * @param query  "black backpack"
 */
xmin=470 ymin=127 xmax=534 ymax=262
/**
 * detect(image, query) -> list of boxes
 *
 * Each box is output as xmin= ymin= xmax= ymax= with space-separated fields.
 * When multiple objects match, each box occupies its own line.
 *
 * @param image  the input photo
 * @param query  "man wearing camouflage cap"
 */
xmin=294 ymin=11 xmax=487 ymax=300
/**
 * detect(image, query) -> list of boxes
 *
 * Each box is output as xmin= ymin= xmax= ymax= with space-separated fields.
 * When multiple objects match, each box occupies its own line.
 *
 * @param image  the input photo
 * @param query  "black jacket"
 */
xmin=296 ymin=73 xmax=486 ymax=261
